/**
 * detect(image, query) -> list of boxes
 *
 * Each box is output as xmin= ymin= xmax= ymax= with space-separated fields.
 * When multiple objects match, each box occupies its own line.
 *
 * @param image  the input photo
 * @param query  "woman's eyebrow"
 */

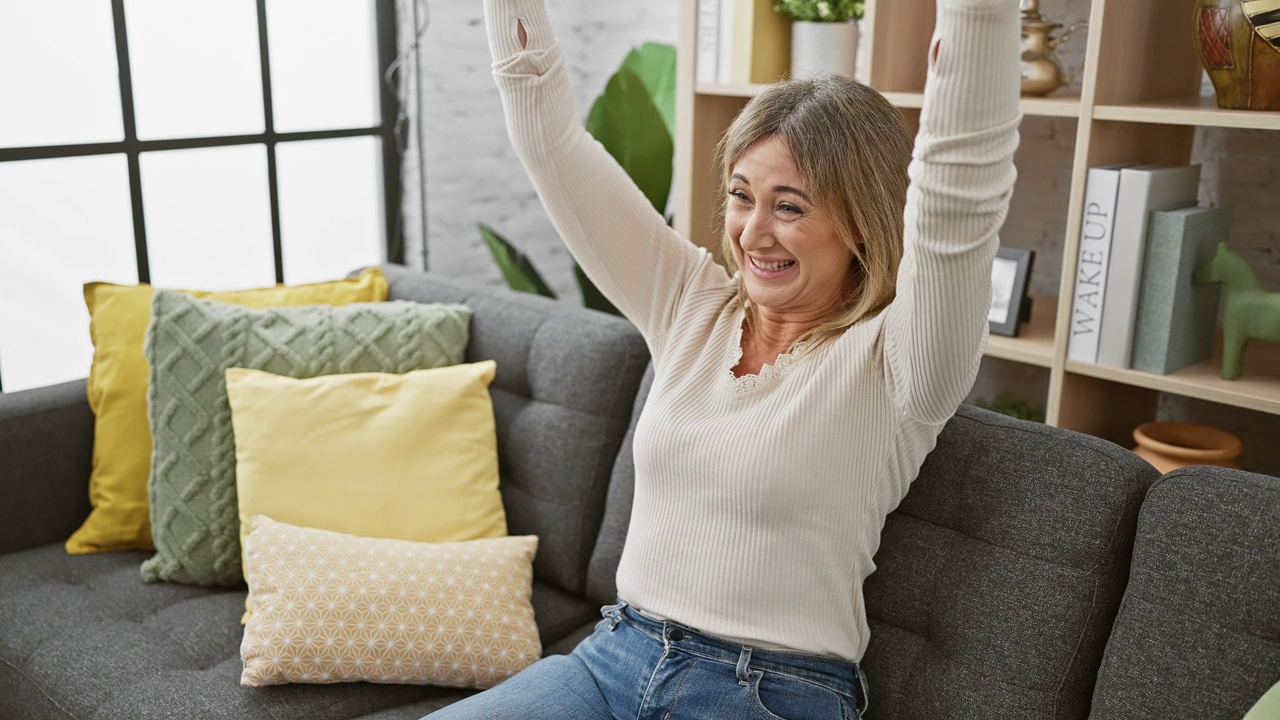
xmin=730 ymin=174 xmax=812 ymax=203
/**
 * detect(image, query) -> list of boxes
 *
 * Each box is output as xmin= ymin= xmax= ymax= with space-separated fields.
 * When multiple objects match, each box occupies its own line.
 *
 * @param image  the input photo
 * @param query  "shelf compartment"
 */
xmin=1093 ymin=97 xmax=1280 ymax=131
xmin=1064 ymin=337 xmax=1280 ymax=416
xmin=986 ymin=295 xmax=1057 ymax=368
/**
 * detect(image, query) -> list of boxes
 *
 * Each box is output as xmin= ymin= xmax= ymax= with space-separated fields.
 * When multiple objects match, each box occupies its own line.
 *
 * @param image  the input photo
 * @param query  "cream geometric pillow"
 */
xmin=240 ymin=516 xmax=541 ymax=689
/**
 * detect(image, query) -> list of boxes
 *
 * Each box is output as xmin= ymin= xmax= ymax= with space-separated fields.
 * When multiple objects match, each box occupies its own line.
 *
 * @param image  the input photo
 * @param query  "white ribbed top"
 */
xmin=484 ymin=0 xmax=1021 ymax=662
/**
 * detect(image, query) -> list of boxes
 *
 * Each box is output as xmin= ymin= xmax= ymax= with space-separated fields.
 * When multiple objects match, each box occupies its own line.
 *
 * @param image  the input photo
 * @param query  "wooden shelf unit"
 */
xmin=674 ymin=0 xmax=1280 ymax=445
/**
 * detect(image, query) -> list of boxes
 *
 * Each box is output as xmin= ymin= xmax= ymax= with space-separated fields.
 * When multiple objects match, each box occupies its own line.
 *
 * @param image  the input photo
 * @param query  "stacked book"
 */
xmin=696 ymin=0 xmax=792 ymax=85
xmin=1066 ymin=162 xmax=1230 ymax=374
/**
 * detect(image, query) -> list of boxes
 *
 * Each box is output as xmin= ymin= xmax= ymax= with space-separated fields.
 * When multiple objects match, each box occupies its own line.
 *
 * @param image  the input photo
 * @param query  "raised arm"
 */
xmin=882 ymin=0 xmax=1022 ymax=424
xmin=483 ymin=0 xmax=727 ymax=345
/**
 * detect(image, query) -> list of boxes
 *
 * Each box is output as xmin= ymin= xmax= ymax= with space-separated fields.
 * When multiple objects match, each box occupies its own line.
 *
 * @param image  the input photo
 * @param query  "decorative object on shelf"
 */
xmin=774 ymin=0 xmax=864 ymax=80
xmin=479 ymin=43 xmax=676 ymax=316
xmin=1018 ymin=0 xmax=1088 ymax=96
xmin=1131 ymin=206 xmax=1231 ymax=375
xmin=1194 ymin=0 xmax=1280 ymax=111
xmin=1194 ymin=241 xmax=1280 ymax=380
xmin=1131 ymin=421 xmax=1244 ymax=473
xmin=720 ymin=0 xmax=794 ymax=84
xmin=989 ymin=246 xmax=1035 ymax=337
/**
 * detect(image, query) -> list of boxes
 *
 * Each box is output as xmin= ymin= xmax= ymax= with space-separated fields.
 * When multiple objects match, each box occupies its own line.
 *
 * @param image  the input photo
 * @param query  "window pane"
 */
xmin=277 ymin=137 xmax=384 ymax=284
xmin=0 ymin=2 xmax=124 ymax=147
xmin=0 ymin=156 xmax=137 ymax=392
xmin=266 ymin=0 xmax=380 ymax=133
xmin=125 ymin=0 xmax=264 ymax=140
xmin=141 ymin=145 xmax=275 ymax=290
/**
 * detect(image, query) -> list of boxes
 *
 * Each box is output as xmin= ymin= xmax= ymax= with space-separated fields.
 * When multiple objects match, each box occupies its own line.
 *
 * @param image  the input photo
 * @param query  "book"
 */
xmin=696 ymin=0 xmax=719 ymax=85
xmin=1131 ymin=206 xmax=1230 ymax=374
xmin=1095 ymin=164 xmax=1201 ymax=368
xmin=719 ymin=0 xmax=791 ymax=84
xmin=716 ymin=0 xmax=736 ymax=84
xmin=1066 ymin=162 xmax=1137 ymax=363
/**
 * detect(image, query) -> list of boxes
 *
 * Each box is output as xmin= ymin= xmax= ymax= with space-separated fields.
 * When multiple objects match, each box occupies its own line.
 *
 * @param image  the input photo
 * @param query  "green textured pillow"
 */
xmin=140 ymin=291 xmax=471 ymax=586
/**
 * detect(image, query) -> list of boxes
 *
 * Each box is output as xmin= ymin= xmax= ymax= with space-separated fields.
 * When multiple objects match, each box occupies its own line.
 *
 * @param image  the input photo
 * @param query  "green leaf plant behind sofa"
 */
xmin=1 ymin=265 xmax=1277 ymax=719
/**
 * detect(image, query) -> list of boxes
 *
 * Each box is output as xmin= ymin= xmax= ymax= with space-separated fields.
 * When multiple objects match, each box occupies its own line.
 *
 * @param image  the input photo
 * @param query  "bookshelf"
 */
xmin=673 ymin=0 xmax=1280 ymax=450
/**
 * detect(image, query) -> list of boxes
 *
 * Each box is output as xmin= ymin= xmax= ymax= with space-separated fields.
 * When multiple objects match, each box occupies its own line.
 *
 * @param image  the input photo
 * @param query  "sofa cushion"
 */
xmin=861 ymin=405 xmax=1160 ymax=720
xmin=142 ymin=293 xmax=471 ymax=586
xmin=1089 ymin=466 xmax=1280 ymax=719
xmin=380 ymin=266 xmax=650 ymax=596
xmin=0 ymin=544 xmax=596 ymax=719
xmin=586 ymin=363 xmax=654 ymax=606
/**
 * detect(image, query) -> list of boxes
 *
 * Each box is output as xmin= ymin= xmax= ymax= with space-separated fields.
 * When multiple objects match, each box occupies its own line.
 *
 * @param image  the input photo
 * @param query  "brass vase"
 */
xmin=1194 ymin=0 xmax=1280 ymax=111
xmin=1019 ymin=0 xmax=1088 ymax=96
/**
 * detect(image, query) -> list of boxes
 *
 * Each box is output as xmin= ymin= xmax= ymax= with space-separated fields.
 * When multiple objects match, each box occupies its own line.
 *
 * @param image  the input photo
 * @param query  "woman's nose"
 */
xmin=737 ymin=210 xmax=774 ymax=251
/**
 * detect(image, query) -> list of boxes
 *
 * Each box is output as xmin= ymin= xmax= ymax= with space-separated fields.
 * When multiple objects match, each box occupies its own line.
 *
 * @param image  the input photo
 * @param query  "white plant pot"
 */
xmin=790 ymin=20 xmax=860 ymax=80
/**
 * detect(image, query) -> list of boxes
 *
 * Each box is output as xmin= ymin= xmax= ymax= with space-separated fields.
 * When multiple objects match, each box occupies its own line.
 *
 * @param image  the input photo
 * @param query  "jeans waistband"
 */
xmin=608 ymin=601 xmax=864 ymax=702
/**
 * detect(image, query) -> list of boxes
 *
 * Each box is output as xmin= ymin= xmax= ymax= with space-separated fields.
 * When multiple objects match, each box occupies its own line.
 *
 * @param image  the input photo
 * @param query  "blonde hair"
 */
xmin=713 ymin=73 xmax=913 ymax=346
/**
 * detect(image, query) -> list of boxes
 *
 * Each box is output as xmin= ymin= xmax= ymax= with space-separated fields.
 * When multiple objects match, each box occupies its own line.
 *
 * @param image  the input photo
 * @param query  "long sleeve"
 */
xmin=482 ymin=0 xmax=729 ymax=350
xmin=882 ymin=0 xmax=1022 ymax=424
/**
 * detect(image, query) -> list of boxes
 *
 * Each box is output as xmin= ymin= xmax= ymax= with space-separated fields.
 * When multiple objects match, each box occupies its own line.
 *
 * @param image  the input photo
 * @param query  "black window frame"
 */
xmin=0 ymin=0 xmax=405 ymax=393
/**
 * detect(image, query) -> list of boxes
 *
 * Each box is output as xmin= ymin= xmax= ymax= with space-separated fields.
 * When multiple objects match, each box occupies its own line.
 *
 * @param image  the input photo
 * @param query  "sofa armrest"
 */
xmin=0 ymin=380 xmax=93 ymax=555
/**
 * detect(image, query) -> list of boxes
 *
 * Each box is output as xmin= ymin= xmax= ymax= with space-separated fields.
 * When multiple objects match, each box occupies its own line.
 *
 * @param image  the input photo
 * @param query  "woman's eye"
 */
xmin=779 ymin=203 xmax=802 ymax=215
xmin=729 ymin=189 xmax=750 ymax=202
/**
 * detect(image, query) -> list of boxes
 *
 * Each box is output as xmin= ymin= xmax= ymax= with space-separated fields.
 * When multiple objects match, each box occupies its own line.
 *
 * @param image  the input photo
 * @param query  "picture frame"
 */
xmin=989 ymin=246 xmax=1035 ymax=337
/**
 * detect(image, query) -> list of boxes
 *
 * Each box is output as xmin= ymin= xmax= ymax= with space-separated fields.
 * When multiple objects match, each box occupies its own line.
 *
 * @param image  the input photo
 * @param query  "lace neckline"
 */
xmin=723 ymin=307 xmax=813 ymax=395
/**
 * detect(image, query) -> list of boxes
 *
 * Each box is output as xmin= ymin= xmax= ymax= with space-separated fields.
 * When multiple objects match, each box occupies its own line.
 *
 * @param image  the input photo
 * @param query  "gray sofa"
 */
xmin=1 ymin=265 xmax=1276 ymax=719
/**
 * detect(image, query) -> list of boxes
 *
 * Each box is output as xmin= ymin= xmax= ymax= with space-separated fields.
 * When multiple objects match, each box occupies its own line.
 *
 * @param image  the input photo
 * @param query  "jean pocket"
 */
xmin=748 ymin=670 xmax=851 ymax=720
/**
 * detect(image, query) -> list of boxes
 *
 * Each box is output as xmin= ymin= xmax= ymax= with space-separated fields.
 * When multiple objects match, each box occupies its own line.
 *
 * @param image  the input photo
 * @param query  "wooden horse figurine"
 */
xmin=1194 ymin=242 xmax=1280 ymax=380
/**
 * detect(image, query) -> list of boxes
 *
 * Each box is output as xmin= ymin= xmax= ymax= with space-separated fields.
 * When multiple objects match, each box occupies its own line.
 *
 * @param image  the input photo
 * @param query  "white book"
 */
xmin=696 ymin=0 xmax=719 ymax=85
xmin=1067 ymin=162 xmax=1137 ymax=364
xmin=1096 ymin=164 xmax=1201 ymax=368
xmin=715 ymin=0 xmax=736 ymax=84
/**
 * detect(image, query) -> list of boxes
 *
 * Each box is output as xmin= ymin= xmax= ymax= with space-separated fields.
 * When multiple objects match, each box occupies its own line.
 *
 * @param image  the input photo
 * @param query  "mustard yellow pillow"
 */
xmin=226 ymin=361 xmax=508 ymax=619
xmin=240 ymin=516 xmax=540 ymax=688
xmin=64 ymin=268 xmax=388 ymax=555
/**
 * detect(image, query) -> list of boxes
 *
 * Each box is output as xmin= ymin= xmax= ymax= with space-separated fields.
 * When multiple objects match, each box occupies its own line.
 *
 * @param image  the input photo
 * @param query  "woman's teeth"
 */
xmin=752 ymin=257 xmax=795 ymax=271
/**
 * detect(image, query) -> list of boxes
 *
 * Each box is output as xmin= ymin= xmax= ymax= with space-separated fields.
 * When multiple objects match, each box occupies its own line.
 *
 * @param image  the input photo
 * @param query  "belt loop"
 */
xmin=601 ymin=600 xmax=625 ymax=631
xmin=735 ymin=647 xmax=753 ymax=684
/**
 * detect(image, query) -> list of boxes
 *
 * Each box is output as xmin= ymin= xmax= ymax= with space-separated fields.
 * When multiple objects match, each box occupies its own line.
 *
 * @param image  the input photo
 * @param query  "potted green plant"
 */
xmin=479 ymin=42 xmax=675 ymax=317
xmin=775 ymin=0 xmax=864 ymax=80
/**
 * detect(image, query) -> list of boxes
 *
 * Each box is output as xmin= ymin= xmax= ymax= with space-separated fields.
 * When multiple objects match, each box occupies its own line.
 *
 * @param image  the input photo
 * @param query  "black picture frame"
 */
xmin=989 ymin=246 xmax=1035 ymax=337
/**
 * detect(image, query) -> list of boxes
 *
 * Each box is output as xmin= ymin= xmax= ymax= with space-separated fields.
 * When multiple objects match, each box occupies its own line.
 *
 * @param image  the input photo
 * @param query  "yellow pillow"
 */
xmin=240 ymin=516 xmax=540 ymax=689
xmin=226 ymin=361 xmax=508 ymax=620
xmin=64 ymin=268 xmax=388 ymax=555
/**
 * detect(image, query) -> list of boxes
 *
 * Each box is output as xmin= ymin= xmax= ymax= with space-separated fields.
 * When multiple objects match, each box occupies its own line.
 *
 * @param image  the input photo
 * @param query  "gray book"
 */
xmin=1131 ymin=206 xmax=1231 ymax=374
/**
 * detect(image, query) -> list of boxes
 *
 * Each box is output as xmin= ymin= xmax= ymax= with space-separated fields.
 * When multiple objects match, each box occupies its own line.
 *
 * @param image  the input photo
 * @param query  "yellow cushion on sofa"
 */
xmin=227 ymin=361 xmax=508 ymax=619
xmin=64 ymin=268 xmax=388 ymax=555
xmin=240 ymin=516 xmax=540 ymax=689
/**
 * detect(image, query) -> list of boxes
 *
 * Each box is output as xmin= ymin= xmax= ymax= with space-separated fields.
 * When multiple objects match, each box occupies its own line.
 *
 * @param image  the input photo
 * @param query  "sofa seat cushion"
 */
xmin=861 ymin=405 xmax=1161 ymax=720
xmin=1089 ymin=467 xmax=1280 ymax=719
xmin=0 ymin=544 xmax=596 ymax=719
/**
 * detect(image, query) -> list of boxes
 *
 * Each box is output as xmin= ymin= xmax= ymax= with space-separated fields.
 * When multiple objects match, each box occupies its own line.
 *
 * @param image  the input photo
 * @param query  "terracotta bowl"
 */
xmin=1132 ymin=421 xmax=1244 ymax=474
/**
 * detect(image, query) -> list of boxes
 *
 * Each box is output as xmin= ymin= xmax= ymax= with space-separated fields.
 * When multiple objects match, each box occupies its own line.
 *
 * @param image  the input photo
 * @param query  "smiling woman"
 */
xmin=435 ymin=0 xmax=1022 ymax=717
xmin=717 ymin=75 xmax=913 ymax=374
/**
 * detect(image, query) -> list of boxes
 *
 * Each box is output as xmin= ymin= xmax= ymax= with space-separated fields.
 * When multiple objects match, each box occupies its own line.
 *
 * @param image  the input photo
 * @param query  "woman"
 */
xmin=431 ymin=0 xmax=1020 ymax=716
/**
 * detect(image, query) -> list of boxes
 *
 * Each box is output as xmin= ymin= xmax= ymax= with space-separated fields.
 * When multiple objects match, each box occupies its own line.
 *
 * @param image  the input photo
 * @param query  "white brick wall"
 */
xmin=404 ymin=0 xmax=681 ymax=301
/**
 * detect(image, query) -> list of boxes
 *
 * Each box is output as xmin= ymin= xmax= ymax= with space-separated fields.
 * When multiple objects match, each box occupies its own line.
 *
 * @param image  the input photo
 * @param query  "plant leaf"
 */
xmin=621 ymin=43 xmax=677 ymax=141
xmin=574 ymin=264 xmax=621 ymax=316
xmin=585 ymin=66 xmax=674 ymax=216
xmin=477 ymin=223 xmax=557 ymax=298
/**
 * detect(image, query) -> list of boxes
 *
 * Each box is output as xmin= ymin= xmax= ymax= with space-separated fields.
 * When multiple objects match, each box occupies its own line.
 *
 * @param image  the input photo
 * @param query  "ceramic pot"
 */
xmin=1193 ymin=0 xmax=1280 ymax=111
xmin=791 ymin=21 xmax=859 ymax=80
xmin=1132 ymin=421 xmax=1245 ymax=474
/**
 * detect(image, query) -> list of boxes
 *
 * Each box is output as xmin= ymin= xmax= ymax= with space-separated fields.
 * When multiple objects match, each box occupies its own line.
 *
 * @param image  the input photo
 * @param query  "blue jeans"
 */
xmin=426 ymin=600 xmax=869 ymax=719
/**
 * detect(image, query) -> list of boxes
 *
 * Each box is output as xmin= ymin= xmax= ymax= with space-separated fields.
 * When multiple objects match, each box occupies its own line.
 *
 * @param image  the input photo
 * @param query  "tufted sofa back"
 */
xmin=860 ymin=404 xmax=1160 ymax=719
xmin=383 ymin=266 xmax=649 ymax=596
